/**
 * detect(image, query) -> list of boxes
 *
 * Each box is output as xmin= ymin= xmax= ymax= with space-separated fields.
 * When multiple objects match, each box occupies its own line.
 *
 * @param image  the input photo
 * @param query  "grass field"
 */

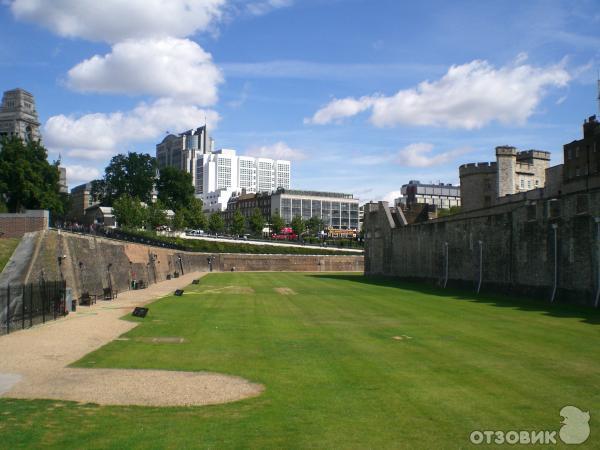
xmin=1 ymin=273 xmax=599 ymax=449
xmin=0 ymin=237 xmax=20 ymax=272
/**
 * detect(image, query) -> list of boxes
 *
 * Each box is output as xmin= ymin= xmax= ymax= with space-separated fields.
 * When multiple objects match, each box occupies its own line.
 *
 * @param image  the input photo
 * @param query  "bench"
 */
xmin=79 ymin=292 xmax=97 ymax=306
xmin=103 ymin=287 xmax=118 ymax=300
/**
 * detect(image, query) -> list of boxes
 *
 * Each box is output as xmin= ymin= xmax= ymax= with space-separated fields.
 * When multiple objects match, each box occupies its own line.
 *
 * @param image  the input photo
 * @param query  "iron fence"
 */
xmin=0 ymin=280 xmax=66 ymax=335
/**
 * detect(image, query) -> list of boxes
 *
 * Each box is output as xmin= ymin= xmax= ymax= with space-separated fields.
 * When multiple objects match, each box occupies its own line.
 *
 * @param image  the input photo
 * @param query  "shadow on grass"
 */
xmin=308 ymin=274 xmax=600 ymax=325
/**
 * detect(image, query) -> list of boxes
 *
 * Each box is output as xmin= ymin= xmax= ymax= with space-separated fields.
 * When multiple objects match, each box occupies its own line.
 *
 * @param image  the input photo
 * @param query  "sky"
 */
xmin=1 ymin=0 xmax=599 ymax=203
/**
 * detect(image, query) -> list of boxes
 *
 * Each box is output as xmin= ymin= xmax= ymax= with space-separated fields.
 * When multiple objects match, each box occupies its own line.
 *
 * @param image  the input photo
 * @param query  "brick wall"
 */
xmin=0 ymin=210 xmax=49 ymax=238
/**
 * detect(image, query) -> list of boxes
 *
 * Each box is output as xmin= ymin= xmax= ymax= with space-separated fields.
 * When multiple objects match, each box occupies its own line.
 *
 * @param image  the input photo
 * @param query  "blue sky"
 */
xmin=1 ymin=0 xmax=599 ymax=202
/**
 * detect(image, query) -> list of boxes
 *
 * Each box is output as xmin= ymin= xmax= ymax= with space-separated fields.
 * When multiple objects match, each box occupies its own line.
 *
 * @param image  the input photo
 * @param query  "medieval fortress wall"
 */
xmin=363 ymin=187 xmax=600 ymax=305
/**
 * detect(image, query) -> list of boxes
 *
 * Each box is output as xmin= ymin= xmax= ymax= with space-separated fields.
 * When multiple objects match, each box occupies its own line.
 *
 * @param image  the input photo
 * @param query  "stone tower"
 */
xmin=495 ymin=146 xmax=517 ymax=198
xmin=0 ymin=88 xmax=41 ymax=142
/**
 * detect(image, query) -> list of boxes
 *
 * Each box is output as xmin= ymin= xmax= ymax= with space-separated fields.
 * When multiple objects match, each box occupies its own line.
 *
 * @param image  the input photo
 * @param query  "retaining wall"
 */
xmin=3 ymin=230 xmax=363 ymax=300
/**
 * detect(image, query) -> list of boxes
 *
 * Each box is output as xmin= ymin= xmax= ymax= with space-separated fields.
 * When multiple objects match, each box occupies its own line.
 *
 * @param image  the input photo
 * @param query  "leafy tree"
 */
xmin=306 ymin=216 xmax=325 ymax=235
xmin=112 ymin=194 xmax=146 ymax=228
xmin=270 ymin=214 xmax=285 ymax=234
xmin=249 ymin=208 xmax=266 ymax=236
xmin=156 ymin=166 xmax=195 ymax=211
xmin=437 ymin=206 xmax=462 ymax=217
xmin=92 ymin=152 xmax=157 ymax=206
xmin=231 ymin=210 xmax=246 ymax=236
xmin=291 ymin=215 xmax=305 ymax=237
xmin=208 ymin=213 xmax=224 ymax=234
xmin=0 ymin=137 xmax=64 ymax=214
xmin=146 ymin=200 xmax=168 ymax=229
xmin=171 ymin=209 xmax=186 ymax=231
xmin=183 ymin=198 xmax=206 ymax=230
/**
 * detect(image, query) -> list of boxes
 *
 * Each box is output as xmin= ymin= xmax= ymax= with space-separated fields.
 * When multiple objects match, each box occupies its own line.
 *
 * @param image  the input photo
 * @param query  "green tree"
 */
xmin=171 ymin=209 xmax=186 ymax=231
xmin=437 ymin=206 xmax=462 ymax=217
xmin=291 ymin=215 xmax=305 ymax=237
xmin=112 ymin=194 xmax=146 ymax=228
xmin=306 ymin=216 xmax=325 ymax=235
xmin=0 ymin=137 xmax=64 ymax=214
xmin=146 ymin=200 xmax=168 ymax=229
xmin=92 ymin=152 xmax=157 ymax=206
xmin=208 ymin=213 xmax=224 ymax=234
xmin=183 ymin=198 xmax=206 ymax=230
xmin=249 ymin=208 xmax=266 ymax=236
xmin=231 ymin=210 xmax=246 ymax=236
xmin=156 ymin=166 xmax=195 ymax=211
xmin=270 ymin=214 xmax=285 ymax=235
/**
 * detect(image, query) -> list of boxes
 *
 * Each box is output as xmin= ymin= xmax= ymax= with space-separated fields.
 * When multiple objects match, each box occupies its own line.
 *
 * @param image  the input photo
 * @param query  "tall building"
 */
xmin=394 ymin=180 xmax=461 ymax=209
xmin=157 ymin=126 xmax=291 ymax=212
xmin=563 ymin=115 xmax=600 ymax=193
xmin=459 ymin=146 xmax=551 ymax=211
xmin=0 ymin=88 xmax=41 ymax=142
xmin=69 ymin=182 xmax=99 ymax=222
xmin=156 ymin=125 xmax=214 ymax=194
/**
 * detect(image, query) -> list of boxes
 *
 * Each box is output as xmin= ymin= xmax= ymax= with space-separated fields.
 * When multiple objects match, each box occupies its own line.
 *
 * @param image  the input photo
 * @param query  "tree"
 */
xmin=270 ymin=214 xmax=285 ymax=235
xmin=156 ymin=166 xmax=195 ymax=211
xmin=183 ymin=198 xmax=206 ymax=230
xmin=291 ymin=215 xmax=305 ymax=237
xmin=171 ymin=209 xmax=186 ymax=231
xmin=208 ymin=213 xmax=224 ymax=234
xmin=0 ymin=137 xmax=64 ymax=215
xmin=112 ymin=194 xmax=146 ymax=229
xmin=249 ymin=208 xmax=266 ymax=236
xmin=92 ymin=152 xmax=157 ymax=206
xmin=231 ymin=210 xmax=246 ymax=236
xmin=146 ymin=200 xmax=168 ymax=229
xmin=306 ymin=216 xmax=325 ymax=235
xmin=437 ymin=206 xmax=462 ymax=217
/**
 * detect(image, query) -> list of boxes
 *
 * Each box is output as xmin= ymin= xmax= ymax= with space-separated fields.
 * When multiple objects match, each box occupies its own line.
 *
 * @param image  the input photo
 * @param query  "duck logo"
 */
xmin=559 ymin=406 xmax=590 ymax=444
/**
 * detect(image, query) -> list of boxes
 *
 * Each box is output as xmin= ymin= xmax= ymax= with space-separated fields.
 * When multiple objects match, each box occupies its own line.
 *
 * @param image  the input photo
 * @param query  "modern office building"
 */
xmin=0 ymin=88 xmax=41 ymax=142
xmin=394 ymin=180 xmax=461 ymax=209
xmin=157 ymin=126 xmax=291 ymax=212
xmin=224 ymin=188 xmax=360 ymax=230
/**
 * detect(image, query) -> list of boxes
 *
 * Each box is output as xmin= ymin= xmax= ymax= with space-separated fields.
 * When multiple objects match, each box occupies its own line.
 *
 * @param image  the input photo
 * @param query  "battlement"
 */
xmin=495 ymin=146 xmax=517 ymax=156
xmin=516 ymin=149 xmax=551 ymax=161
xmin=459 ymin=161 xmax=497 ymax=176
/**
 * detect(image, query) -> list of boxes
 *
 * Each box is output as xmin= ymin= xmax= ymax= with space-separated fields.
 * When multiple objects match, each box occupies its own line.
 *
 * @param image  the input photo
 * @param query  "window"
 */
xmin=528 ymin=180 xmax=532 ymax=189
xmin=520 ymin=179 xmax=524 ymax=188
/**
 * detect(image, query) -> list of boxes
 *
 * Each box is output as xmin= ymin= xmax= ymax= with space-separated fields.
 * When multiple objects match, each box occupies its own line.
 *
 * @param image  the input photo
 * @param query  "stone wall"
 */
xmin=0 ymin=210 xmax=48 ymax=238
xmin=364 ymin=187 xmax=600 ymax=305
xmin=6 ymin=230 xmax=363 ymax=300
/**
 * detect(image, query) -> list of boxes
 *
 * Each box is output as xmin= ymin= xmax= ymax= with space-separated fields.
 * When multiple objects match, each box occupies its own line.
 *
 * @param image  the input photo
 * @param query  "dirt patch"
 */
xmin=136 ymin=336 xmax=186 ymax=344
xmin=5 ymin=368 xmax=263 ymax=407
xmin=392 ymin=335 xmax=413 ymax=341
xmin=274 ymin=287 xmax=297 ymax=295
xmin=199 ymin=285 xmax=255 ymax=295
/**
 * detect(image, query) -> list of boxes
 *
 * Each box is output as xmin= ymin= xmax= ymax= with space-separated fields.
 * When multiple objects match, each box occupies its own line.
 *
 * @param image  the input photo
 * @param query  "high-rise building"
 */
xmin=394 ymin=180 xmax=461 ymax=209
xmin=156 ymin=125 xmax=214 ymax=194
xmin=0 ymin=88 xmax=41 ymax=142
xmin=157 ymin=126 xmax=291 ymax=212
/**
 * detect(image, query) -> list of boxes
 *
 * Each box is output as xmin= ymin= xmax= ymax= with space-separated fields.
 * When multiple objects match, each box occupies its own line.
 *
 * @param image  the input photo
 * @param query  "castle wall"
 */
xmin=364 ymin=187 xmax=600 ymax=305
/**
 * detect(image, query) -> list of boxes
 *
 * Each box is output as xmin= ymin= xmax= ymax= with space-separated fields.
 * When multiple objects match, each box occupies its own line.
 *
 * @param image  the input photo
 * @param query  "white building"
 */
xmin=157 ymin=126 xmax=291 ymax=213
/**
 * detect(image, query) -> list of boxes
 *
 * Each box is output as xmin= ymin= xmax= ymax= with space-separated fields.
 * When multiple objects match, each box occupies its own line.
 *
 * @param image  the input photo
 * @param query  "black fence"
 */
xmin=0 ymin=280 xmax=67 ymax=335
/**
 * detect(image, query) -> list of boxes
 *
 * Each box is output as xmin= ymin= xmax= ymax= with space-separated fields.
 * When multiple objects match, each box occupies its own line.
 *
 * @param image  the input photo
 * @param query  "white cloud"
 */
xmin=44 ymin=98 xmax=220 ymax=160
xmin=10 ymin=0 xmax=225 ymax=43
xmin=382 ymin=190 xmax=401 ymax=205
xmin=245 ymin=141 xmax=306 ymax=161
xmin=63 ymin=164 xmax=102 ymax=183
xmin=306 ymin=59 xmax=570 ymax=129
xmin=304 ymin=96 xmax=374 ymax=125
xmin=396 ymin=143 xmax=471 ymax=168
xmin=67 ymin=38 xmax=222 ymax=105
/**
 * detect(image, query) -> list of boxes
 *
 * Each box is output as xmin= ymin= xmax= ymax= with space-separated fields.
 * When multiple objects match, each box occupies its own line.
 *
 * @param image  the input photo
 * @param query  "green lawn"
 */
xmin=0 ymin=237 xmax=20 ymax=272
xmin=1 ymin=273 xmax=599 ymax=449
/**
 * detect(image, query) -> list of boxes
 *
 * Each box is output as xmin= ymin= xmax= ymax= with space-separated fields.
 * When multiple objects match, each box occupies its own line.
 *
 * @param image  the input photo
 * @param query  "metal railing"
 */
xmin=0 ymin=280 xmax=67 ymax=335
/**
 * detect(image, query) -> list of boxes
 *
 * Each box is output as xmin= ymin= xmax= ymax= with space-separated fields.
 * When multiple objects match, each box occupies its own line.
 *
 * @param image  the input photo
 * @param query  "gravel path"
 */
xmin=0 ymin=272 xmax=263 ymax=406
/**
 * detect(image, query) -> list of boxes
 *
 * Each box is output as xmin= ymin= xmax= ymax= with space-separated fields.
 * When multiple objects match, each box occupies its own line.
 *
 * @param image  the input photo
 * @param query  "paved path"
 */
xmin=0 ymin=272 xmax=263 ymax=406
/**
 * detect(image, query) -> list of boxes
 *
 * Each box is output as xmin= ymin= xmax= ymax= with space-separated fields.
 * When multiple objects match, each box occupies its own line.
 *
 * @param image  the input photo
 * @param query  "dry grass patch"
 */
xmin=274 ymin=287 xmax=297 ymax=295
